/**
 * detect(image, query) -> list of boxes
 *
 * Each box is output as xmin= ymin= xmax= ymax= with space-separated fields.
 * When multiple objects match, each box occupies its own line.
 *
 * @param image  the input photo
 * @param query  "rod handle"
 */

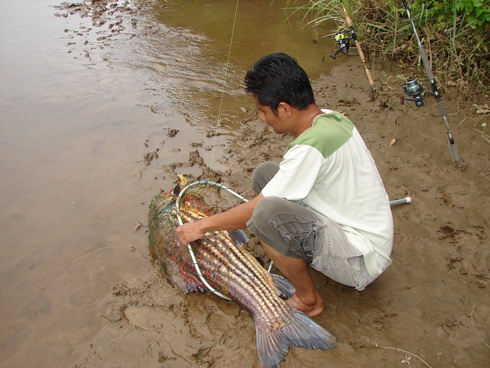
xmin=390 ymin=197 xmax=412 ymax=206
xmin=342 ymin=4 xmax=377 ymax=94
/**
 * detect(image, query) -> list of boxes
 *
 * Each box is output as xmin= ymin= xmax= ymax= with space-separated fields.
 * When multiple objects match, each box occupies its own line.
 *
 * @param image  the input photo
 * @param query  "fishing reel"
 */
xmin=329 ymin=33 xmax=351 ymax=59
xmin=400 ymin=78 xmax=429 ymax=107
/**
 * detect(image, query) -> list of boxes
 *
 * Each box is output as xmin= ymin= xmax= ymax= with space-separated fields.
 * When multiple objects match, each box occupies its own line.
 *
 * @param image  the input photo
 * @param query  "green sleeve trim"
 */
xmin=288 ymin=112 xmax=354 ymax=158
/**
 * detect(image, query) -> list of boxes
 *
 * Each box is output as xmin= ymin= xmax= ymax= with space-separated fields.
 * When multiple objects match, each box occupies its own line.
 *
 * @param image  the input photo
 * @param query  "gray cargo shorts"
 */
xmin=247 ymin=162 xmax=375 ymax=291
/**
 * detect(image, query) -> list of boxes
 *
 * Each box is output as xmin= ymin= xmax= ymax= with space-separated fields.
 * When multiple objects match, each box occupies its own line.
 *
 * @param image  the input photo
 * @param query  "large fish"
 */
xmin=148 ymin=181 xmax=336 ymax=368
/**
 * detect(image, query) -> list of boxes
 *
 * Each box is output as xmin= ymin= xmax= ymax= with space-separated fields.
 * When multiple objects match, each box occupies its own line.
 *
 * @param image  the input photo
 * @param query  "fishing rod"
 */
xmin=401 ymin=0 xmax=465 ymax=169
xmin=329 ymin=2 xmax=377 ymax=94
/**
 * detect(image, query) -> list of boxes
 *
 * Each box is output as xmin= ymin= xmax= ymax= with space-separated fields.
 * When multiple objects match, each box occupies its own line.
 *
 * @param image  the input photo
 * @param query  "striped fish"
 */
xmin=148 ymin=186 xmax=336 ymax=368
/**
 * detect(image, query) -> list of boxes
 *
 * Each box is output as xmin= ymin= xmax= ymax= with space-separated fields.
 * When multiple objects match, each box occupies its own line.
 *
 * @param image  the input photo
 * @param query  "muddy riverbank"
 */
xmin=74 ymin=52 xmax=490 ymax=367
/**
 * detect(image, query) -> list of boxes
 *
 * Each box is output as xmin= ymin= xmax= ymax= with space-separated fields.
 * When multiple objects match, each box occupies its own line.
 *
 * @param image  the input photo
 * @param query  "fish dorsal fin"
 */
xmin=226 ymin=229 xmax=248 ymax=247
xmin=270 ymin=273 xmax=295 ymax=299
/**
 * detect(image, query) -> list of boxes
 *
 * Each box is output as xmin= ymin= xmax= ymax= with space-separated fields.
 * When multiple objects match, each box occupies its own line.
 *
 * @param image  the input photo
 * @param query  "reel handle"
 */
xmin=329 ymin=47 xmax=342 ymax=59
xmin=400 ymin=95 xmax=425 ymax=107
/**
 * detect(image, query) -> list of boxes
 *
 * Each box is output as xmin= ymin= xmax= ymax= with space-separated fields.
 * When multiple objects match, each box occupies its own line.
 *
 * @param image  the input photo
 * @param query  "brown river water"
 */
xmin=0 ymin=1 xmax=335 ymax=366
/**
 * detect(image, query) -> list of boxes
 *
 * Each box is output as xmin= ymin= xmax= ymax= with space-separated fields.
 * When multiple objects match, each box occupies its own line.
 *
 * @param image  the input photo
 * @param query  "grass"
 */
xmin=283 ymin=0 xmax=489 ymax=98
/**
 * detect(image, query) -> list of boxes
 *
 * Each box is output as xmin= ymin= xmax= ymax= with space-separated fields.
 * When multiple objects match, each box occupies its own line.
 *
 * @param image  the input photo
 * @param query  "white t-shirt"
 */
xmin=262 ymin=109 xmax=393 ymax=278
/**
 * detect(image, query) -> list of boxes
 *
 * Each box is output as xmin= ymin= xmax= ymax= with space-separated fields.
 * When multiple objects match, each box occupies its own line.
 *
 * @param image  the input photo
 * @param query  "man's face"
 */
xmin=253 ymin=94 xmax=288 ymax=134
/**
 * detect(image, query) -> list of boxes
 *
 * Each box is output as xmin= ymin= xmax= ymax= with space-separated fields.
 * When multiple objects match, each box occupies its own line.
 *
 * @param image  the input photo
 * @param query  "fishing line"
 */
xmin=177 ymin=1 xmax=275 ymax=300
xmin=209 ymin=0 xmax=240 ymax=170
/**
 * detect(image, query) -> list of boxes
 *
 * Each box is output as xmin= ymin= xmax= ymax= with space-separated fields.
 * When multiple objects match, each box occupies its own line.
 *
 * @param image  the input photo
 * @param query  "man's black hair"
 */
xmin=244 ymin=53 xmax=315 ymax=113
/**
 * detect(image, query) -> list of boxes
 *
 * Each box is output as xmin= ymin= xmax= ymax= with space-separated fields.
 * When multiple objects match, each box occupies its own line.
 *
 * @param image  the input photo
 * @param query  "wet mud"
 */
xmin=75 ymin=55 xmax=490 ymax=367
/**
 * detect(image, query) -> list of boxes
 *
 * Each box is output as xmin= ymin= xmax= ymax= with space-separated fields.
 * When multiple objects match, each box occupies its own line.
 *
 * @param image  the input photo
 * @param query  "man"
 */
xmin=177 ymin=53 xmax=393 ymax=317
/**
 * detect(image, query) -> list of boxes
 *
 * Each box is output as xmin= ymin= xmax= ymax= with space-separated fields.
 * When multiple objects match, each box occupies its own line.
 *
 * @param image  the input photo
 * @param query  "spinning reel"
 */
xmin=329 ymin=33 xmax=351 ymax=59
xmin=400 ymin=78 xmax=429 ymax=107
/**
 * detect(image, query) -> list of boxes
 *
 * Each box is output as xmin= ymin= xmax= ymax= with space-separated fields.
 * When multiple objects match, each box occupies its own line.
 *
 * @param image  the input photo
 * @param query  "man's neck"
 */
xmin=291 ymin=104 xmax=322 ymax=137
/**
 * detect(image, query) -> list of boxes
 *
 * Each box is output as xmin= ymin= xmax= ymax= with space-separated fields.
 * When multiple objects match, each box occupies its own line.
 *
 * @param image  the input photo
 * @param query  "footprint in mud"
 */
xmin=124 ymin=305 xmax=153 ymax=330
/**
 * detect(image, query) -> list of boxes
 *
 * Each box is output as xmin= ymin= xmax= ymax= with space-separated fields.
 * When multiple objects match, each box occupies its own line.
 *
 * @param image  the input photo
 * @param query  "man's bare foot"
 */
xmin=287 ymin=292 xmax=324 ymax=317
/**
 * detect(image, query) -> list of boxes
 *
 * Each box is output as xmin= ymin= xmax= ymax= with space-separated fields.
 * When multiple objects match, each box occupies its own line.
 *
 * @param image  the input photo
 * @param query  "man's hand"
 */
xmin=176 ymin=221 xmax=206 ymax=245
xmin=176 ymin=194 xmax=263 ymax=245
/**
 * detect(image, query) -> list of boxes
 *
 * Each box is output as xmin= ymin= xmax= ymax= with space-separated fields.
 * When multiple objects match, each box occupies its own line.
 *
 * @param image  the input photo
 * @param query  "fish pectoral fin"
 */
xmin=166 ymin=259 xmax=206 ymax=294
xmin=270 ymin=273 xmax=296 ymax=299
xmin=255 ymin=309 xmax=336 ymax=368
xmin=226 ymin=229 xmax=248 ymax=246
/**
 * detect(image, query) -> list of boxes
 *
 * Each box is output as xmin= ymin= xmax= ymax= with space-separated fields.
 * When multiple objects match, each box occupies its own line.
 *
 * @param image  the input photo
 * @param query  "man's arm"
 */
xmin=176 ymin=193 xmax=264 ymax=245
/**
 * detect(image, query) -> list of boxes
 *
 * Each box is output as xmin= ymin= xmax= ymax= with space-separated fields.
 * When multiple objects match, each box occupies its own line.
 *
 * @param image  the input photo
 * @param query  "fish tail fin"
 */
xmin=255 ymin=309 xmax=336 ymax=368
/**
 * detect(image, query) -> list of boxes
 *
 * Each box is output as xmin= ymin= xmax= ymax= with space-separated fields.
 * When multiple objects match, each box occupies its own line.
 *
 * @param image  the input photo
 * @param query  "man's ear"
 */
xmin=277 ymin=102 xmax=293 ymax=116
